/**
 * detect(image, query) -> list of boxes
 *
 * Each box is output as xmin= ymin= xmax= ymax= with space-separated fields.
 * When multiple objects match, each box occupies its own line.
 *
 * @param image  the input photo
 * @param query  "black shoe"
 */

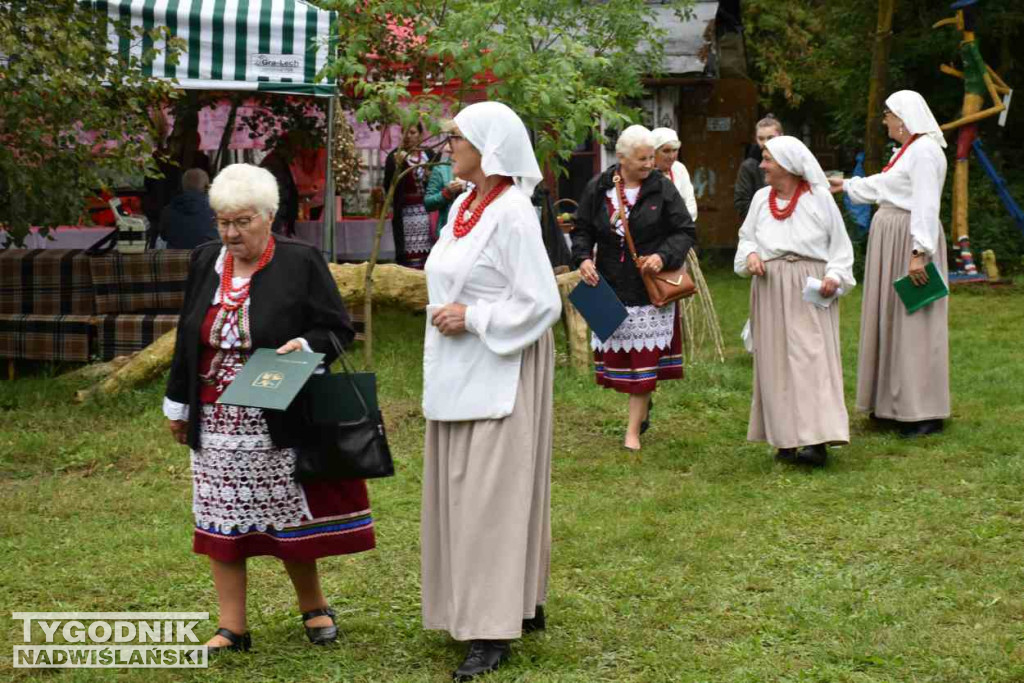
xmin=206 ymin=627 xmax=251 ymax=655
xmin=453 ymin=640 xmax=510 ymax=681
xmin=899 ymin=419 xmax=944 ymax=439
xmin=301 ymin=607 xmax=338 ymax=646
xmin=522 ymin=605 xmax=545 ymax=634
xmin=796 ymin=444 xmax=828 ymax=467
xmin=640 ymin=398 xmax=654 ymax=435
xmin=775 ymin=448 xmax=798 ymax=464
xmin=869 ymin=413 xmax=898 ymax=430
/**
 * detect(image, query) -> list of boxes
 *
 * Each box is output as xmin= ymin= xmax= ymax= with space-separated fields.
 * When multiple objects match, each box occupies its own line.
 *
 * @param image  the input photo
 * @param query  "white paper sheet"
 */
xmin=802 ymin=276 xmax=844 ymax=309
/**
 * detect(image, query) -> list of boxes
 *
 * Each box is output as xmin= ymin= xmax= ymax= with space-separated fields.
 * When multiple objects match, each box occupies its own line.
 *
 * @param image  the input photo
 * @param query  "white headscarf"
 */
xmin=886 ymin=90 xmax=947 ymax=148
xmin=651 ymin=127 xmax=681 ymax=151
xmin=764 ymin=136 xmax=830 ymax=192
xmin=453 ymin=101 xmax=544 ymax=197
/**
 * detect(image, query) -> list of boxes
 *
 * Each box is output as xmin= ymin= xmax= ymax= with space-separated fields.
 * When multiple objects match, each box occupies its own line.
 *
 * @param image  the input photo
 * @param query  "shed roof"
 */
xmin=652 ymin=0 xmax=718 ymax=76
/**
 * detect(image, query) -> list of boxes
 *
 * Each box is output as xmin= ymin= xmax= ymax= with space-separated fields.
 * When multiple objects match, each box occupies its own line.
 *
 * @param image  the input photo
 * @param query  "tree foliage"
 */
xmin=0 ymin=0 xmax=182 ymax=245
xmin=743 ymin=0 xmax=1024 ymax=268
xmin=318 ymin=0 xmax=691 ymax=171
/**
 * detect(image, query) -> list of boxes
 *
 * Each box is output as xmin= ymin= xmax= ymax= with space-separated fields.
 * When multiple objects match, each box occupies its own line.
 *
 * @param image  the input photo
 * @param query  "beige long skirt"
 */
xmin=748 ymin=257 xmax=849 ymax=448
xmin=421 ymin=330 xmax=553 ymax=641
xmin=856 ymin=206 xmax=950 ymax=421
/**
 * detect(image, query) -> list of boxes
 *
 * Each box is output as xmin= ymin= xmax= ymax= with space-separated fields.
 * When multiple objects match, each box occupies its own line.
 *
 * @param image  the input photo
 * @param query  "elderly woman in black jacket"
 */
xmin=572 ymin=125 xmax=697 ymax=451
xmin=163 ymin=163 xmax=375 ymax=654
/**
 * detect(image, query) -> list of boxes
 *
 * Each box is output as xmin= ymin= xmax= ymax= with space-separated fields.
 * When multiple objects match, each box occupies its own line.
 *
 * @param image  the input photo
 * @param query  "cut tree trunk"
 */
xmin=74 ymin=327 xmax=178 ymax=403
xmin=329 ymin=262 xmax=428 ymax=310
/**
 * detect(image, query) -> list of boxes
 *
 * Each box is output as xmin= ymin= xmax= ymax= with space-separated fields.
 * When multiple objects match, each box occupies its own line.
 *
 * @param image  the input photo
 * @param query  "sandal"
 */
xmin=302 ymin=607 xmax=338 ymax=646
xmin=207 ymin=627 xmax=251 ymax=655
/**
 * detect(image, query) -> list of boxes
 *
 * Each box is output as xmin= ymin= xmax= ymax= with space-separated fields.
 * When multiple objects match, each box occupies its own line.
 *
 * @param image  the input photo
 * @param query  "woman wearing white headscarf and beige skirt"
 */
xmin=735 ymin=136 xmax=856 ymax=466
xmin=421 ymin=101 xmax=562 ymax=681
xmin=830 ymin=90 xmax=949 ymax=438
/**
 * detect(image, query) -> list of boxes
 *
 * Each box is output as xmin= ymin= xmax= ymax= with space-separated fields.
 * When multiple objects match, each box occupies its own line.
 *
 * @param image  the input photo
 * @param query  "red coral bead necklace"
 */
xmin=452 ymin=178 xmax=514 ymax=239
xmin=220 ymin=236 xmax=276 ymax=311
xmin=768 ymin=180 xmax=810 ymax=221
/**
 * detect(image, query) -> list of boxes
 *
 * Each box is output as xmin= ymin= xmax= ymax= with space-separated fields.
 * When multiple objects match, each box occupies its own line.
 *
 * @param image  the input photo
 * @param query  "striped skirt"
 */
xmin=593 ymin=302 xmax=683 ymax=394
xmin=191 ymin=404 xmax=376 ymax=563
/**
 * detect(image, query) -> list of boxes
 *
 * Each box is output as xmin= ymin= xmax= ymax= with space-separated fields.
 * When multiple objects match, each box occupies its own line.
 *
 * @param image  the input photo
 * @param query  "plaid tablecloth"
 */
xmin=95 ymin=313 xmax=179 ymax=361
xmin=90 ymin=251 xmax=190 ymax=315
xmin=0 ymin=249 xmax=95 ymax=316
xmin=0 ymin=314 xmax=94 ymax=362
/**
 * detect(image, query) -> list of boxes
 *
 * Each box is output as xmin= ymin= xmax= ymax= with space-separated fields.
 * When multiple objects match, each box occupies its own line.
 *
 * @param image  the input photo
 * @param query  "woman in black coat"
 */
xmin=572 ymin=125 xmax=697 ymax=452
xmin=163 ymin=164 xmax=375 ymax=653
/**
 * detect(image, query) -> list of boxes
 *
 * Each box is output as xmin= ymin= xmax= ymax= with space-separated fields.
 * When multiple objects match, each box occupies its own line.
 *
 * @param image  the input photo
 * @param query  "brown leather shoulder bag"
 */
xmin=615 ymin=174 xmax=695 ymax=307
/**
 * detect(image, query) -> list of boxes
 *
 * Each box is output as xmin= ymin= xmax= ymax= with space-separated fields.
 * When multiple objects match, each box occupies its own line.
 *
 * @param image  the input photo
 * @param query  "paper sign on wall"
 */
xmin=706 ymin=117 xmax=732 ymax=132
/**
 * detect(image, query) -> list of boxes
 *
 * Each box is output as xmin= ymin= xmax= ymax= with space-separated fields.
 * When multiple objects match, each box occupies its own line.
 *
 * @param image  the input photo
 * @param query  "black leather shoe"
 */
xmin=301 ymin=607 xmax=338 ymax=646
xmin=453 ymin=640 xmax=509 ymax=681
xmin=522 ymin=605 xmax=545 ymax=634
xmin=206 ymin=627 xmax=251 ymax=655
xmin=640 ymin=398 xmax=654 ymax=435
xmin=796 ymin=444 xmax=828 ymax=467
xmin=775 ymin=448 xmax=798 ymax=464
xmin=899 ymin=419 xmax=944 ymax=439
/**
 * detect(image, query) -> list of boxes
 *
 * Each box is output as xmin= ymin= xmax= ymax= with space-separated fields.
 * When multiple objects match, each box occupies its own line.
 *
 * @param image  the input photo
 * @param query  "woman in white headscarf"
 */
xmin=651 ymin=127 xmax=698 ymax=219
xmin=830 ymin=90 xmax=949 ymax=438
xmin=420 ymin=101 xmax=562 ymax=681
xmin=735 ymin=136 xmax=856 ymax=466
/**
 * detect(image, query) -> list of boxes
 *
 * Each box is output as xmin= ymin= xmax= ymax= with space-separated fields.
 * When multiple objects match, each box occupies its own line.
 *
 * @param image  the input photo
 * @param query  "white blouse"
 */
xmin=669 ymin=161 xmax=698 ymax=220
xmin=423 ymin=186 xmax=562 ymax=421
xmin=842 ymin=135 xmax=948 ymax=256
xmin=734 ymin=185 xmax=857 ymax=289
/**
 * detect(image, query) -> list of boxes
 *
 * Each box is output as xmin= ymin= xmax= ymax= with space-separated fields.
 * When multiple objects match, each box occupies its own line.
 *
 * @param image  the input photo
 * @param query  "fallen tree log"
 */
xmin=62 ymin=352 xmax=137 ymax=382
xmin=74 ymin=327 xmax=178 ymax=403
xmin=328 ymin=262 xmax=428 ymax=310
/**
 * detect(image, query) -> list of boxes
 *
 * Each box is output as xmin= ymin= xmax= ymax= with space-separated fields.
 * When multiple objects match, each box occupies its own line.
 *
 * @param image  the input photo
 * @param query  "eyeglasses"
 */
xmin=215 ymin=214 xmax=260 ymax=231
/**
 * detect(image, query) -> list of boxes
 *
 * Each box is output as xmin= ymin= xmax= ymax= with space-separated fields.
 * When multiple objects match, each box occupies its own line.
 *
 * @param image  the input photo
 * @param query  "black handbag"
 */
xmin=293 ymin=332 xmax=395 ymax=482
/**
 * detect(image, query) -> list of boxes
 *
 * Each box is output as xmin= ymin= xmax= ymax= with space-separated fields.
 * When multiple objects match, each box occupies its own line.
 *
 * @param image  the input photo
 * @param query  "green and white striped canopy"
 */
xmin=92 ymin=0 xmax=338 ymax=96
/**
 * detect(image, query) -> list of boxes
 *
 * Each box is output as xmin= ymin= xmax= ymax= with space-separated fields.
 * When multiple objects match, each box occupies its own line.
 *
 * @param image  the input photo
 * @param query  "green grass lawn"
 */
xmin=2 ymin=268 xmax=1023 ymax=682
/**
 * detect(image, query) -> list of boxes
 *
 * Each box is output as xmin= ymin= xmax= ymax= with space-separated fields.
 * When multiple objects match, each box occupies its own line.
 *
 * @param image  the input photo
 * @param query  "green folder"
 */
xmin=217 ymin=348 xmax=325 ymax=411
xmin=893 ymin=262 xmax=949 ymax=314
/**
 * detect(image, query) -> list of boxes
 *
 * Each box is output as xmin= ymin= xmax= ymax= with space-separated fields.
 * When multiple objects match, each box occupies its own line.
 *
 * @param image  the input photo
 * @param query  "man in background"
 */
xmin=158 ymin=168 xmax=218 ymax=249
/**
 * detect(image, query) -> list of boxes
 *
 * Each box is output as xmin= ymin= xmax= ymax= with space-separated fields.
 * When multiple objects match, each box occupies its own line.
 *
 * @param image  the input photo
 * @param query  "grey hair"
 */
xmin=615 ymin=124 xmax=655 ymax=156
xmin=182 ymin=168 xmax=209 ymax=193
xmin=208 ymin=163 xmax=279 ymax=217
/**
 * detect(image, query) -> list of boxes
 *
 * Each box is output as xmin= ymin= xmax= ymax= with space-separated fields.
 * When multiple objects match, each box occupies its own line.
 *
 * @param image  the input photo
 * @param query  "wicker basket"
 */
xmin=553 ymin=198 xmax=578 ymax=234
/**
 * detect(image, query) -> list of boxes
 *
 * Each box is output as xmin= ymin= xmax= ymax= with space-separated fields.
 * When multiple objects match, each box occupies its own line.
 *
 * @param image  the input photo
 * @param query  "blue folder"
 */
xmin=568 ymin=275 xmax=628 ymax=343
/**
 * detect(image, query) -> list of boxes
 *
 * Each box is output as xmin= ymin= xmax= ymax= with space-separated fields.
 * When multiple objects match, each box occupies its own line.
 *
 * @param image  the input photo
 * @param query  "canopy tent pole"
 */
xmin=322 ymin=96 xmax=337 ymax=261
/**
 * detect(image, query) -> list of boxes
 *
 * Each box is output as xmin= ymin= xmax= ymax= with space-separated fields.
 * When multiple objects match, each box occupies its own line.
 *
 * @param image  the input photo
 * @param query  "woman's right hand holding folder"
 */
xmin=908 ymin=253 xmax=930 ymax=286
xmin=579 ymin=259 xmax=600 ymax=286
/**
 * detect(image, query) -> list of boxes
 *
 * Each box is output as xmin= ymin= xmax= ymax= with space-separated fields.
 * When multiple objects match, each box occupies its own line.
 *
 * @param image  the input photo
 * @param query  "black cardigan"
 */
xmin=165 ymin=237 xmax=355 ymax=450
xmin=571 ymin=166 xmax=698 ymax=306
